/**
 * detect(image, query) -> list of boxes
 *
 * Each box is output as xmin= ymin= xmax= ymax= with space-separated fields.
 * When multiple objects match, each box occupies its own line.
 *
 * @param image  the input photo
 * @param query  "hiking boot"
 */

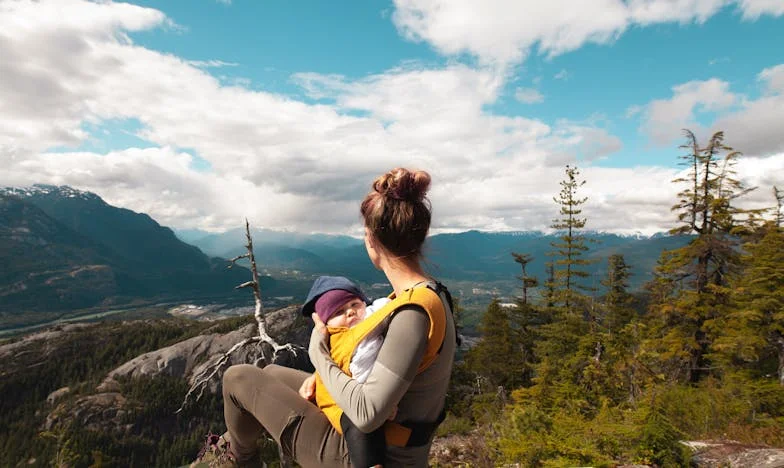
xmin=190 ymin=433 xmax=238 ymax=468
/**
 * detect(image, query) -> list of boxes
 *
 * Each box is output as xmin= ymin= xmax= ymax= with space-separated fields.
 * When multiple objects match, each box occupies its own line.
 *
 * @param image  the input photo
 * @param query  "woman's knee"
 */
xmin=223 ymin=364 xmax=260 ymax=392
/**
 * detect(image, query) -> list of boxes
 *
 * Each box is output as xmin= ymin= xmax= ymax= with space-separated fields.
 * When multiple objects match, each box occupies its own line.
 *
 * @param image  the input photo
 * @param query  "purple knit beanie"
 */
xmin=314 ymin=289 xmax=360 ymax=323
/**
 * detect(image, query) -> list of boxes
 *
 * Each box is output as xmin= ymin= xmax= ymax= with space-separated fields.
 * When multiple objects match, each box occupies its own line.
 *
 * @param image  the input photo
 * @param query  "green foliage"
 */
xmin=713 ymin=224 xmax=784 ymax=382
xmin=465 ymin=300 xmax=526 ymax=389
xmin=437 ymin=134 xmax=784 ymax=466
xmin=645 ymin=130 xmax=760 ymax=383
xmin=637 ymin=405 xmax=690 ymax=467
xmin=0 ymin=316 xmax=246 ymax=467
xmin=549 ymin=164 xmax=596 ymax=312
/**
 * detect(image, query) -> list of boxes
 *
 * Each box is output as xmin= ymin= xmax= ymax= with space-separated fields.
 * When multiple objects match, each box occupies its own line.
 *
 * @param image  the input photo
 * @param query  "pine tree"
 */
xmin=466 ymin=299 xmax=523 ymax=389
xmin=543 ymin=261 xmax=556 ymax=310
xmin=645 ymin=130 xmax=758 ymax=383
xmin=509 ymin=252 xmax=541 ymax=387
xmin=593 ymin=254 xmax=641 ymax=403
xmin=528 ymin=165 xmax=602 ymax=411
xmin=601 ymin=254 xmax=635 ymax=333
xmin=714 ymin=222 xmax=784 ymax=384
xmin=549 ymin=165 xmax=595 ymax=315
xmin=511 ymin=252 xmax=538 ymax=305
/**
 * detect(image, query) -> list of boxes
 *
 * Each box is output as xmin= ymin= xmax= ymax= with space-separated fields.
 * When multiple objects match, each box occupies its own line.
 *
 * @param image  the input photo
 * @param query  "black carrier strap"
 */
xmin=401 ymin=408 xmax=447 ymax=447
xmin=428 ymin=281 xmax=461 ymax=350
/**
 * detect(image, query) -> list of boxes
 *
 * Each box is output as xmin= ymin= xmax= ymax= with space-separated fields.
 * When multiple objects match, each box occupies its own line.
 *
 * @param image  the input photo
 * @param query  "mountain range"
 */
xmin=181 ymin=226 xmax=690 ymax=292
xmin=1 ymin=184 xmax=690 ymax=329
xmin=0 ymin=185 xmax=273 ymax=327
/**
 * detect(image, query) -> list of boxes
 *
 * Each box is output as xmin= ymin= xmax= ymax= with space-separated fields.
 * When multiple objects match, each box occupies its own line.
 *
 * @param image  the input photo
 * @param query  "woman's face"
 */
xmin=364 ymin=227 xmax=382 ymax=270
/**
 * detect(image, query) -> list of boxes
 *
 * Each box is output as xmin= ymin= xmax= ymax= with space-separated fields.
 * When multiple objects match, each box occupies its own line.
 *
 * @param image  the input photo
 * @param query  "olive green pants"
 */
xmin=222 ymin=364 xmax=351 ymax=468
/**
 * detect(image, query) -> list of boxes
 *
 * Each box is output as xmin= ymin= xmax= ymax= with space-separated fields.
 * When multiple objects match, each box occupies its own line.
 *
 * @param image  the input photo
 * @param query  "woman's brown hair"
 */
xmin=360 ymin=168 xmax=432 ymax=259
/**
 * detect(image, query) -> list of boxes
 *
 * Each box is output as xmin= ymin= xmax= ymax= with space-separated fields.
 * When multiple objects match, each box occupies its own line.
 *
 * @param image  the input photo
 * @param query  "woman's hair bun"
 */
xmin=372 ymin=168 xmax=431 ymax=203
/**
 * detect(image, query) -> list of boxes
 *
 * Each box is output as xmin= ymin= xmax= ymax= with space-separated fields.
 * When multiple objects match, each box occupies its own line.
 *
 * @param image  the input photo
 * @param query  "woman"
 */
xmin=218 ymin=168 xmax=456 ymax=467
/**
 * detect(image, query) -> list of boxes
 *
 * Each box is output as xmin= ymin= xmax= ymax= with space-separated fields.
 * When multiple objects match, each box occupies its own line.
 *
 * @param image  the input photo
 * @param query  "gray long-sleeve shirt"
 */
xmin=309 ymin=285 xmax=457 ymax=467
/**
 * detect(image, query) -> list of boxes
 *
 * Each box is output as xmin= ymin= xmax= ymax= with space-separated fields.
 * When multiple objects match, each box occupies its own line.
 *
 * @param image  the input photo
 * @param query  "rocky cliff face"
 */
xmin=45 ymin=306 xmax=312 ymax=438
xmin=100 ymin=305 xmax=312 ymax=392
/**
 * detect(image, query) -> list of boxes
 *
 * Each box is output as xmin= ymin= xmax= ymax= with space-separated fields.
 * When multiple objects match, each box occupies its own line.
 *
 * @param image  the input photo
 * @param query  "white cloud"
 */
xmin=554 ymin=69 xmax=569 ymax=80
xmin=625 ymin=105 xmax=643 ymax=118
xmin=1 ymin=0 xmax=781 ymax=237
xmin=638 ymin=64 xmax=784 ymax=157
xmin=640 ymin=78 xmax=737 ymax=145
xmin=187 ymin=59 xmax=239 ymax=68
xmin=392 ymin=0 xmax=784 ymax=67
xmin=738 ymin=0 xmax=784 ymax=19
xmin=514 ymin=87 xmax=545 ymax=104
xmin=557 ymin=125 xmax=624 ymax=161
xmin=759 ymin=64 xmax=784 ymax=93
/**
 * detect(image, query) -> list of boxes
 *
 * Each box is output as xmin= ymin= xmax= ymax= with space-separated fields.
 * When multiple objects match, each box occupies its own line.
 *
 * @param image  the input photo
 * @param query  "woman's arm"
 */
xmin=309 ymin=307 xmax=429 ymax=433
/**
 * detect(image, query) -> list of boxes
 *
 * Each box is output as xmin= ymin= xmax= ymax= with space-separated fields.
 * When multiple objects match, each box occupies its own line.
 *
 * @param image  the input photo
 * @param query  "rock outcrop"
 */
xmin=46 ymin=392 xmax=131 ymax=434
xmin=100 ymin=305 xmax=312 ymax=393
xmin=686 ymin=441 xmax=784 ymax=467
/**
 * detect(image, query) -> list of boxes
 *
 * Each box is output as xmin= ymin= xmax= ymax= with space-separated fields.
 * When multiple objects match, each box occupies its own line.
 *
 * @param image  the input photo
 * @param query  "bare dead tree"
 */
xmin=177 ymin=219 xmax=299 ymax=413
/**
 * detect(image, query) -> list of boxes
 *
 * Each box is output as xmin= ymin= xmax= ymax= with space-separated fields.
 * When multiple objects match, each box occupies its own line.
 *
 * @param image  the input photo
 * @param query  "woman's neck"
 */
xmin=382 ymin=257 xmax=430 ymax=296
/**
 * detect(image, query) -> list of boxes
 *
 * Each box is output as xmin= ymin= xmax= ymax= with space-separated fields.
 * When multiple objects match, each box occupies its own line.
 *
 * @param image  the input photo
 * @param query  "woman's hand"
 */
xmin=309 ymin=312 xmax=331 ymax=366
xmin=298 ymin=373 xmax=317 ymax=401
xmin=311 ymin=313 xmax=328 ymax=338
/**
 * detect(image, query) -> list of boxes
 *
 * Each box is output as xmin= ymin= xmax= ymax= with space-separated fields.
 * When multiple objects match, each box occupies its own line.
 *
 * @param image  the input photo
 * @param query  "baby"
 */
xmin=299 ymin=276 xmax=391 ymax=467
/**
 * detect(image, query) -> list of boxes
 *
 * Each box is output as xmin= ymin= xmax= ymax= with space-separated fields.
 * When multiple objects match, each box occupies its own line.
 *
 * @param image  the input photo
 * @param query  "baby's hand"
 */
xmin=387 ymin=405 xmax=398 ymax=421
xmin=299 ymin=373 xmax=317 ymax=401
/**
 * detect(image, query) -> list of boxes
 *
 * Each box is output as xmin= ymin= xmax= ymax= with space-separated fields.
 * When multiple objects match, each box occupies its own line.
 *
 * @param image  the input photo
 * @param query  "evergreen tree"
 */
xmin=466 ymin=299 xmax=523 ymax=389
xmin=509 ymin=252 xmax=541 ymax=387
xmin=543 ymin=261 xmax=556 ymax=310
xmin=645 ymin=130 xmax=757 ymax=383
xmin=511 ymin=252 xmax=538 ymax=305
xmin=714 ymin=223 xmax=784 ymax=384
xmin=593 ymin=254 xmax=641 ymax=404
xmin=601 ymin=254 xmax=635 ymax=333
xmin=549 ymin=164 xmax=595 ymax=315
xmin=527 ymin=165 xmax=603 ymax=411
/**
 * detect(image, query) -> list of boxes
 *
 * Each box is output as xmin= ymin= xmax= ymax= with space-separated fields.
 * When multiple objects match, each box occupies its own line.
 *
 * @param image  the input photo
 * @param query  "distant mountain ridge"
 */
xmin=1 ymin=184 xmax=691 ymax=327
xmin=0 ymin=185 xmax=271 ymax=324
xmin=180 ymin=227 xmax=691 ymax=291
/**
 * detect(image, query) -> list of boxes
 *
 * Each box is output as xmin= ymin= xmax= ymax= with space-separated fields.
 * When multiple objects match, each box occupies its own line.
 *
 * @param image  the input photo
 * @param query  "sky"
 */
xmin=1 ymin=0 xmax=783 ymax=236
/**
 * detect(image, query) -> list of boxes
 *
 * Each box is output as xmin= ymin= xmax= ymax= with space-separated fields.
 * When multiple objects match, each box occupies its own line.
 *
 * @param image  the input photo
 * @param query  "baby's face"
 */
xmin=326 ymin=297 xmax=366 ymax=328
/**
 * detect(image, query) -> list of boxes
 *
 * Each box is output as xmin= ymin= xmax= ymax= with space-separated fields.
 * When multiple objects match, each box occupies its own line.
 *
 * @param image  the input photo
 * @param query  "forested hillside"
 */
xmin=449 ymin=131 xmax=784 ymax=466
xmin=0 ymin=186 xmax=280 ymax=328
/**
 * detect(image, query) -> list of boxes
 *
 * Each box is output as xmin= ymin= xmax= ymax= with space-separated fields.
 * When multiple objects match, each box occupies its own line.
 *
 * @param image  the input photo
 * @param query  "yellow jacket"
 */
xmin=314 ymin=284 xmax=447 ymax=446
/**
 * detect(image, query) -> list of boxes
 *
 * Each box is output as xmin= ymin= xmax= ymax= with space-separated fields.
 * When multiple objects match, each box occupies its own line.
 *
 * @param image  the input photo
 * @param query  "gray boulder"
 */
xmin=101 ymin=305 xmax=312 ymax=392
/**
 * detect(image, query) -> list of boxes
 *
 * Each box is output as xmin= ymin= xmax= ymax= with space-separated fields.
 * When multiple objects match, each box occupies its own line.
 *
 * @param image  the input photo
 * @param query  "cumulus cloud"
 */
xmin=1 ymin=0 xmax=781 ymax=236
xmin=712 ymin=65 xmax=784 ymax=156
xmin=187 ymin=59 xmax=239 ymax=68
xmin=391 ymin=0 xmax=784 ymax=67
xmin=625 ymin=105 xmax=643 ymax=118
xmin=638 ymin=64 xmax=784 ymax=157
xmin=515 ymin=87 xmax=545 ymax=104
xmin=759 ymin=64 xmax=784 ymax=93
xmin=641 ymin=79 xmax=737 ymax=145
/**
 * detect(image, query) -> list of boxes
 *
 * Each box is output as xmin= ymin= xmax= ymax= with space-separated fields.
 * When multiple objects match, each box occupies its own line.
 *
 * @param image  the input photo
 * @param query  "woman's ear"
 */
xmin=364 ymin=227 xmax=382 ymax=270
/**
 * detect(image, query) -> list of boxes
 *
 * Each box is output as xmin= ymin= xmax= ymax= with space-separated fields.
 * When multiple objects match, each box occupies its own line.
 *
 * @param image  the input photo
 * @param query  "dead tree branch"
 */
xmin=177 ymin=219 xmax=299 ymax=413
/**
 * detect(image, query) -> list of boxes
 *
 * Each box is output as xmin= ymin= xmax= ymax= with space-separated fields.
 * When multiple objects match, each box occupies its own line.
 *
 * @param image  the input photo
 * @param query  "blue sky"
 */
xmin=122 ymin=1 xmax=784 ymax=168
xmin=1 ymin=0 xmax=783 ymax=235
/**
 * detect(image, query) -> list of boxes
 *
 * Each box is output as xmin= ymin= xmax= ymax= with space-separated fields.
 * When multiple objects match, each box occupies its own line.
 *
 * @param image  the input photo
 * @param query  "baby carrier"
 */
xmin=314 ymin=281 xmax=456 ymax=447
